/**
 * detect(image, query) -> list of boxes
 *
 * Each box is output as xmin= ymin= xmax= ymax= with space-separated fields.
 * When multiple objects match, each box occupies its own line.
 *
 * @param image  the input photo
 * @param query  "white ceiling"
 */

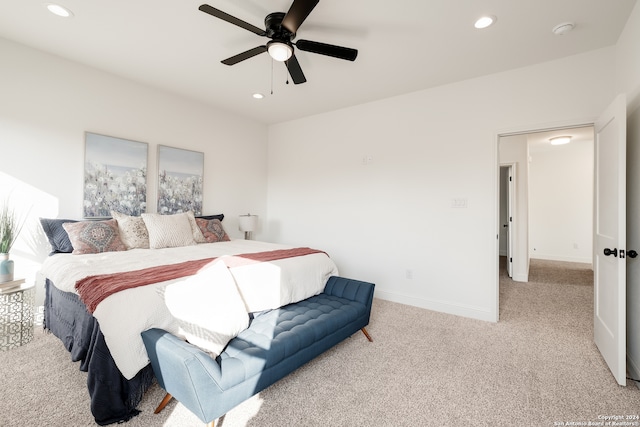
xmin=0 ymin=0 xmax=636 ymax=124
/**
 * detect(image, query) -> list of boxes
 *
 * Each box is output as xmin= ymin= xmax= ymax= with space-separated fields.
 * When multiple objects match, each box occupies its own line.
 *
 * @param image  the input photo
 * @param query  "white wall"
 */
xmin=615 ymin=0 xmax=640 ymax=109
xmin=267 ymin=47 xmax=616 ymax=322
xmin=616 ymin=0 xmax=640 ymax=386
xmin=528 ymin=139 xmax=594 ymax=263
xmin=1 ymin=0 xmax=637 ymax=328
xmin=499 ymin=135 xmax=529 ymax=282
xmin=0 ymin=38 xmax=268 ymax=301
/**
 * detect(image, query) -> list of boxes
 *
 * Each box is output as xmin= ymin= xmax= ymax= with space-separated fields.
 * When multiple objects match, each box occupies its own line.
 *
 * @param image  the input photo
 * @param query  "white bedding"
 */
xmin=39 ymin=239 xmax=339 ymax=379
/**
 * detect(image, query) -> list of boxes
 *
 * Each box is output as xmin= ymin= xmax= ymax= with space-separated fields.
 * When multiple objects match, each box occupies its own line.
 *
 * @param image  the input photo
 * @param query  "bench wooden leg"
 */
xmin=156 ymin=392 xmax=223 ymax=426
xmin=361 ymin=327 xmax=373 ymax=342
xmin=154 ymin=392 xmax=173 ymax=414
xmin=208 ymin=414 xmax=225 ymax=427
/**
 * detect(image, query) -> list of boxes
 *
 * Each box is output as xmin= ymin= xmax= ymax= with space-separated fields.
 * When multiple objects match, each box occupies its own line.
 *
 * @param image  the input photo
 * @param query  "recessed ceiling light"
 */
xmin=474 ymin=15 xmax=496 ymax=29
xmin=46 ymin=3 xmax=74 ymax=18
xmin=549 ymin=136 xmax=572 ymax=145
xmin=252 ymin=93 xmax=264 ymax=99
xmin=552 ymin=22 xmax=575 ymax=35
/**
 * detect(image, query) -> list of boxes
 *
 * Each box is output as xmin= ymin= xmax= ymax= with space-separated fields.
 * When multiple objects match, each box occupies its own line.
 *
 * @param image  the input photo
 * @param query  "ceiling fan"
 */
xmin=198 ymin=0 xmax=358 ymax=84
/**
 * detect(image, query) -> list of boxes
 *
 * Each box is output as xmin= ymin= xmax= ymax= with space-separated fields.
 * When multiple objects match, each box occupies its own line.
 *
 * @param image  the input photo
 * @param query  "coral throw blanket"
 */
xmin=76 ymin=247 xmax=326 ymax=313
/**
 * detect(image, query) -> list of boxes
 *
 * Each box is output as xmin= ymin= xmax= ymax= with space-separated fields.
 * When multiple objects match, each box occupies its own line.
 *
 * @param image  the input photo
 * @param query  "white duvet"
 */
xmin=39 ymin=240 xmax=339 ymax=379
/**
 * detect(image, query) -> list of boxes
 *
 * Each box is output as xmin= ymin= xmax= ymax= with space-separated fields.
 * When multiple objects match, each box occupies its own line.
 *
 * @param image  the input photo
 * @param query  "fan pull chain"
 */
xmin=285 ymin=59 xmax=289 ymax=84
xmin=270 ymin=59 xmax=274 ymax=95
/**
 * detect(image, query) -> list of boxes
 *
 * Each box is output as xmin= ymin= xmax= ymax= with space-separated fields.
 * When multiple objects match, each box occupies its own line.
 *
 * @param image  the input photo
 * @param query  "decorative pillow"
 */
xmin=141 ymin=213 xmax=196 ymax=249
xmin=159 ymin=260 xmax=249 ymax=357
xmin=196 ymin=213 xmax=224 ymax=222
xmin=62 ymin=219 xmax=127 ymax=255
xmin=195 ymin=218 xmax=230 ymax=243
xmin=39 ymin=218 xmax=78 ymax=255
xmin=185 ymin=211 xmax=207 ymax=243
xmin=111 ymin=211 xmax=149 ymax=249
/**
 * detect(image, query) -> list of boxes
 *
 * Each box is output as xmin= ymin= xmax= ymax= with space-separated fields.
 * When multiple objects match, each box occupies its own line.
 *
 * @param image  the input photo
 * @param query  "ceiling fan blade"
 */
xmin=285 ymin=54 xmax=307 ymax=84
xmin=296 ymin=39 xmax=358 ymax=61
xmin=199 ymin=4 xmax=266 ymax=36
xmin=281 ymin=0 xmax=319 ymax=34
xmin=221 ymin=46 xmax=267 ymax=65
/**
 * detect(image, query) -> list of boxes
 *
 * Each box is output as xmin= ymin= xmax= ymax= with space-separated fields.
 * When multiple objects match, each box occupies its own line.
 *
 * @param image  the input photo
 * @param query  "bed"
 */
xmin=38 ymin=212 xmax=339 ymax=425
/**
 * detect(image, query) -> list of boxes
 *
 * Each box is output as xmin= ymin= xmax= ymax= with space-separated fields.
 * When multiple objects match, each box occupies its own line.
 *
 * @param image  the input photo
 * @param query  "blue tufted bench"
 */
xmin=141 ymin=276 xmax=374 ymax=426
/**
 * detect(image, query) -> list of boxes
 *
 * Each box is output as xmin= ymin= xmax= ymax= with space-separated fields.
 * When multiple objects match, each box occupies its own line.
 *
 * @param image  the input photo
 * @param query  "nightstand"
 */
xmin=0 ymin=279 xmax=35 ymax=351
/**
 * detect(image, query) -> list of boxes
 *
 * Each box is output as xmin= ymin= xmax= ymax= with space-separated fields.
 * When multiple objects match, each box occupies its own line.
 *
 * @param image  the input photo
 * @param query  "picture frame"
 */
xmin=83 ymin=132 xmax=148 ymax=218
xmin=157 ymin=145 xmax=204 ymax=215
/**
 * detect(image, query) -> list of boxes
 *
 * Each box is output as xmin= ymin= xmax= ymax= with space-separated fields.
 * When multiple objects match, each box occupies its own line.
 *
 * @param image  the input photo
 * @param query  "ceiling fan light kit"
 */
xmin=199 ymin=0 xmax=358 ymax=85
xmin=267 ymin=41 xmax=293 ymax=61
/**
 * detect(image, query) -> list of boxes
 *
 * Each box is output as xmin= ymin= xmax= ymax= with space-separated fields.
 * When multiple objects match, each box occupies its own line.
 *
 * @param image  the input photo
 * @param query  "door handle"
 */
xmin=604 ymin=248 xmax=618 ymax=257
xmin=629 ymin=250 xmax=638 ymax=258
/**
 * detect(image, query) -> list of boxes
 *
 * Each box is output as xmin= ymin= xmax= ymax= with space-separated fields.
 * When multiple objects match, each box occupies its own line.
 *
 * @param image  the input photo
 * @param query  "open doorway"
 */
xmin=498 ymin=125 xmax=594 ymax=284
xmin=495 ymin=97 xmax=630 ymax=386
xmin=499 ymin=164 xmax=515 ymax=278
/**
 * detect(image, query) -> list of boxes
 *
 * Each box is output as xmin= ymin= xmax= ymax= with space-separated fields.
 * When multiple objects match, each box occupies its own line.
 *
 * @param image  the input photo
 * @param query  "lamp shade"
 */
xmin=238 ymin=214 xmax=258 ymax=232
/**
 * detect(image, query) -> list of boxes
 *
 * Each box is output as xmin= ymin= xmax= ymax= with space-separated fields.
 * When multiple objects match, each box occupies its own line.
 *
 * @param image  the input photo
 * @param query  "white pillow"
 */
xmin=159 ymin=260 xmax=249 ymax=357
xmin=141 ymin=212 xmax=196 ymax=249
xmin=185 ymin=211 xmax=207 ymax=243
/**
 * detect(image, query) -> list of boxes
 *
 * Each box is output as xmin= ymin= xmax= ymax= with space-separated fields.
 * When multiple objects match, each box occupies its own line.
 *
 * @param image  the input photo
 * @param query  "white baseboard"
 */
xmin=374 ymin=290 xmax=496 ymax=323
xmin=530 ymin=254 xmax=592 ymax=264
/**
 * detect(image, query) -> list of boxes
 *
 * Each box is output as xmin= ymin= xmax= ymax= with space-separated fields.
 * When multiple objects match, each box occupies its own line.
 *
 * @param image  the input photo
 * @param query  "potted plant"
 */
xmin=0 ymin=201 xmax=26 ymax=283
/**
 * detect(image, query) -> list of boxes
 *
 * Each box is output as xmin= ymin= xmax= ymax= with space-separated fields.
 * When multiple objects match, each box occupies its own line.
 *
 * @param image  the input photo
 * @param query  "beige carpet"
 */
xmin=1 ymin=259 xmax=638 ymax=426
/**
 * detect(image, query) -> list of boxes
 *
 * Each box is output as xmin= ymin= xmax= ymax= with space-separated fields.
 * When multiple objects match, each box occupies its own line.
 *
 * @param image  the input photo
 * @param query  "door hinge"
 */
xmin=510 ymin=257 xmax=513 ymax=263
xmin=509 ymin=176 xmax=512 ymax=181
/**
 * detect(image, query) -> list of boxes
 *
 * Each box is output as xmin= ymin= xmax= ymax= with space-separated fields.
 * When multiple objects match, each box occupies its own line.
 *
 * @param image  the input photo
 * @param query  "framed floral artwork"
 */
xmin=84 ymin=132 xmax=148 ymax=218
xmin=157 ymin=145 xmax=203 ymax=215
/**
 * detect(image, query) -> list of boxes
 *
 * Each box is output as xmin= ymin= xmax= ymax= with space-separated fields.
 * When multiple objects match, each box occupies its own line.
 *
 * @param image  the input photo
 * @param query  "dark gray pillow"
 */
xmin=196 ymin=214 xmax=224 ymax=222
xmin=40 ymin=218 xmax=78 ymax=255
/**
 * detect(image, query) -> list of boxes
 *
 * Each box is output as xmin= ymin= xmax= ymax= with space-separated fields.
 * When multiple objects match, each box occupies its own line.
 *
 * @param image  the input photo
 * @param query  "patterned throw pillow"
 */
xmin=141 ymin=213 xmax=197 ymax=249
xmin=62 ymin=219 xmax=127 ymax=255
xmin=111 ymin=211 xmax=149 ymax=249
xmin=195 ymin=218 xmax=230 ymax=243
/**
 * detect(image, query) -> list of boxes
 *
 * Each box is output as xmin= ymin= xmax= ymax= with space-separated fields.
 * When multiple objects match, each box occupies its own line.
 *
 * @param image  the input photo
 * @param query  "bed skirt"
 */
xmin=44 ymin=279 xmax=154 ymax=425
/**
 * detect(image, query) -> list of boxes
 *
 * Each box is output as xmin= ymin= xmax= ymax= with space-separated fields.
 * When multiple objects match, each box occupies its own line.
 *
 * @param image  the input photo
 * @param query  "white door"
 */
xmin=594 ymin=94 xmax=627 ymax=386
